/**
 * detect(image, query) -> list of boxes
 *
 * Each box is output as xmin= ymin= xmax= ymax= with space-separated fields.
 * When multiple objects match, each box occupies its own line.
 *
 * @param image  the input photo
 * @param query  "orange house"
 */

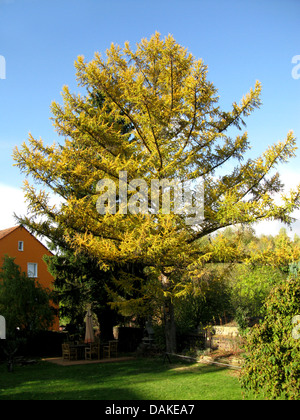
xmin=0 ymin=225 xmax=59 ymax=331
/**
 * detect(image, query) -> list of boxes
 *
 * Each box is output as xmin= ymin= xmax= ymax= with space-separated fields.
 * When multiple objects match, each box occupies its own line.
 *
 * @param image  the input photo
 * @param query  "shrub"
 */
xmin=240 ymin=276 xmax=300 ymax=400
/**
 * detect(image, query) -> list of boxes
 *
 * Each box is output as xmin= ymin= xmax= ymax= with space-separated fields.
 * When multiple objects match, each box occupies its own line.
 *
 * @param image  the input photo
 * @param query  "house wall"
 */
xmin=0 ymin=226 xmax=59 ymax=331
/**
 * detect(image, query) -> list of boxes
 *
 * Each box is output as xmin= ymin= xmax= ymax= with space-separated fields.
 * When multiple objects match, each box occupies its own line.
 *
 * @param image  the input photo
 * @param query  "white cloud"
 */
xmin=253 ymin=217 xmax=300 ymax=238
xmin=253 ymin=168 xmax=300 ymax=238
xmin=278 ymin=168 xmax=300 ymax=194
xmin=0 ymin=183 xmax=64 ymax=231
xmin=0 ymin=183 xmax=64 ymax=248
xmin=0 ymin=183 xmax=28 ymax=230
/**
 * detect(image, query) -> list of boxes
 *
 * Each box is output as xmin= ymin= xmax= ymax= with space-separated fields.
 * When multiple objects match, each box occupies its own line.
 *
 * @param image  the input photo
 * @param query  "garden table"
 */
xmin=69 ymin=343 xmax=89 ymax=360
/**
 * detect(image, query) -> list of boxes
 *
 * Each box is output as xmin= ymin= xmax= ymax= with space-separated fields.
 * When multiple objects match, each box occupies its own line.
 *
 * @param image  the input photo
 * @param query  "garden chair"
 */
xmin=85 ymin=342 xmax=100 ymax=360
xmin=62 ymin=343 xmax=78 ymax=361
xmin=103 ymin=340 xmax=118 ymax=359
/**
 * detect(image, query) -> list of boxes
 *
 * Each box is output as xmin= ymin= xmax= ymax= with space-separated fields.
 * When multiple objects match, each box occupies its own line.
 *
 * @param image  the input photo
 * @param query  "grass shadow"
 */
xmin=0 ymin=357 xmax=244 ymax=400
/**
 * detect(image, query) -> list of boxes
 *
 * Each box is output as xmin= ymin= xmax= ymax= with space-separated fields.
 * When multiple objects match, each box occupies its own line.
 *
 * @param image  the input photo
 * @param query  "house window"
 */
xmin=27 ymin=263 xmax=38 ymax=278
xmin=18 ymin=241 xmax=24 ymax=251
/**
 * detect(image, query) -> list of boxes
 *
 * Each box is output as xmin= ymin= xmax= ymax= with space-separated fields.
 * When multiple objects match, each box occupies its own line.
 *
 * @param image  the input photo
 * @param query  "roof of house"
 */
xmin=0 ymin=226 xmax=19 ymax=240
xmin=0 ymin=225 xmax=53 ymax=255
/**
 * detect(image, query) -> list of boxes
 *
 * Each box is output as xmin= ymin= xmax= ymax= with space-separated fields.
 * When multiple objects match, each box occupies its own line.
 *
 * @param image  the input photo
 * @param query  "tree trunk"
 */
xmin=160 ymin=273 xmax=177 ymax=354
xmin=164 ymin=299 xmax=176 ymax=353
xmin=98 ymin=307 xmax=116 ymax=341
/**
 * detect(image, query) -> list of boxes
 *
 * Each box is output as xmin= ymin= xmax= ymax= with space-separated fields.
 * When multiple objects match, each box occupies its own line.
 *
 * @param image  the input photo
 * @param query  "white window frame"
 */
xmin=18 ymin=241 xmax=24 ymax=251
xmin=27 ymin=263 xmax=38 ymax=278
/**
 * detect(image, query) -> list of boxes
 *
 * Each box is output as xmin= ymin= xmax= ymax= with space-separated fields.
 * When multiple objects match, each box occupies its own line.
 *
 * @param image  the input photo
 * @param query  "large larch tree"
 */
xmin=13 ymin=33 xmax=300 ymax=352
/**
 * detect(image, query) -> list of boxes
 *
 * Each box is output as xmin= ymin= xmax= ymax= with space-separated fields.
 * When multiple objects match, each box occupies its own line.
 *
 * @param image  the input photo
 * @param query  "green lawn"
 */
xmin=0 ymin=357 xmax=247 ymax=400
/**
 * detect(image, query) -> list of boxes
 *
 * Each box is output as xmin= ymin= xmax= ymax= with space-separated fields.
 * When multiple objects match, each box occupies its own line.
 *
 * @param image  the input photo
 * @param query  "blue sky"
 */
xmin=0 ymin=0 xmax=299 ymax=235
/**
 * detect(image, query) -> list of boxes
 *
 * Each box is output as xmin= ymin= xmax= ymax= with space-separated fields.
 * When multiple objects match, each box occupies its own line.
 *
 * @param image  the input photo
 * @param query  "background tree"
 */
xmin=0 ymin=255 xmax=54 ymax=366
xmin=44 ymin=249 xmax=121 ymax=340
xmin=13 ymin=33 xmax=300 ymax=352
xmin=229 ymin=264 xmax=285 ymax=329
xmin=247 ymin=227 xmax=300 ymax=273
xmin=0 ymin=255 xmax=54 ymax=337
xmin=45 ymin=248 xmax=149 ymax=340
xmin=208 ymin=227 xmax=298 ymax=329
xmin=175 ymin=265 xmax=232 ymax=327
